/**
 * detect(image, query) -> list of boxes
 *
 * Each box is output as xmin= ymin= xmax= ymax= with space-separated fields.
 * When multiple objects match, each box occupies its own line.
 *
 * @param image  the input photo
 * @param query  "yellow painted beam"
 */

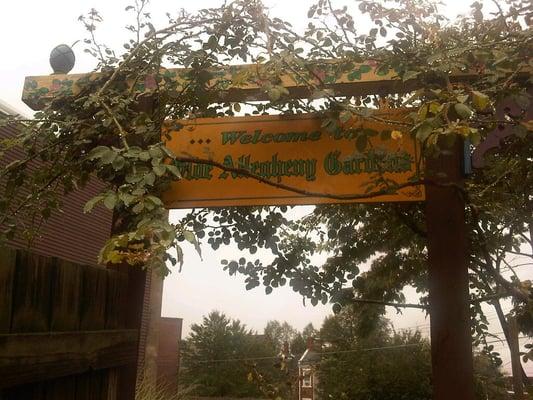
xmin=22 ymin=60 xmax=498 ymax=111
xmin=21 ymin=61 xmax=410 ymax=110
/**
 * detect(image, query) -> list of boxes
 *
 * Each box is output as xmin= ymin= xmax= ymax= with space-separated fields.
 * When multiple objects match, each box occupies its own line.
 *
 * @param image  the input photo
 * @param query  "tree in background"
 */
xmin=263 ymin=321 xmax=319 ymax=360
xmin=317 ymin=306 xmax=508 ymax=400
xmin=180 ymin=311 xmax=279 ymax=398
xmin=264 ymin=320 xmax=298 ymax=353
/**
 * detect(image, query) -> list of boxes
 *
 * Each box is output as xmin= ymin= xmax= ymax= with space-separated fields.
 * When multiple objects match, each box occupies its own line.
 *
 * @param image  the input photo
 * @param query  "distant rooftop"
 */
xmin=0 ymin=98 xmax=29 ymax=118
xmin=299 ymin=348 xmax=321 ymax=365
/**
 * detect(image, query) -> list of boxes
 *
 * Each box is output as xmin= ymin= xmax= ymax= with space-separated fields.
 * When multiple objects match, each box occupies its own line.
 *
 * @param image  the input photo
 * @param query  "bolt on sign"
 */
xmin=163 ymin=110 xmax=424 ymax=208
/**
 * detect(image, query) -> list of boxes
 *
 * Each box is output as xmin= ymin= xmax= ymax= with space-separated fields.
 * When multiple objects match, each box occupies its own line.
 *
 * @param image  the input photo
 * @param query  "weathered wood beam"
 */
xmin=22 ymin=62 xmax=481 ymax=111
xmin=0 ymin=329 xmax=138 ymax=388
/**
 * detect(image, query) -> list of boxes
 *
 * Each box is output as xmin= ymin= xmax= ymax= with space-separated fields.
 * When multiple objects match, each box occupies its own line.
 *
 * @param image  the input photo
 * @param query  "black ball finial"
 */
xmin=50 ymin=44 xmax=75 ymax=74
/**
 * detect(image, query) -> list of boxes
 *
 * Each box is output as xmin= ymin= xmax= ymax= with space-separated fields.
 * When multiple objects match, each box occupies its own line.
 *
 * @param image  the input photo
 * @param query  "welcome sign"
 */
xmin=163 ymin=112 xmax=424 ymax=208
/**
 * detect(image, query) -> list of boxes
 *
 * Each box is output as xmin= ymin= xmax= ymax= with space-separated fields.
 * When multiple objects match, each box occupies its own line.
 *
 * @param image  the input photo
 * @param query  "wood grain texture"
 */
xmin=21 ymin=62 xmax=494 ymax=111
xmin=80 ymin=266 xmax=108 ymax=331
xmin=50 ymin=259 xmax=82 ymax=331
xmin=11 ymin=250 xmax=55 ymax=332
xmin=0 ymin=247 xmax=16 ymax=333
xmin=0 ymin=329 xmax=138 ymax=388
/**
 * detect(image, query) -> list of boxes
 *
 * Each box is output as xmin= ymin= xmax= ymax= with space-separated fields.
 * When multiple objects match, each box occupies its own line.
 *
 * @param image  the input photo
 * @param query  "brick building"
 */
xmin=0 ymin=98 xmax=182 ymax=395
xmin=298 ymin=338 xmax=320 ymax=400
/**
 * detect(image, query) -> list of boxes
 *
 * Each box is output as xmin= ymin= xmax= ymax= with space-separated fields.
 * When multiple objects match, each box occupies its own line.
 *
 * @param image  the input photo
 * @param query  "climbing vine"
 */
xmin=1 ymin=0 xmax=532 ymax=370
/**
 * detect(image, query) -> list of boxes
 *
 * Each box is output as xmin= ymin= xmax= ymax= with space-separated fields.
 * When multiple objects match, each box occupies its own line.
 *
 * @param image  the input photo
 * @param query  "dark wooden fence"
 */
xmin=0 ymin=247 xmax=138 ymax=399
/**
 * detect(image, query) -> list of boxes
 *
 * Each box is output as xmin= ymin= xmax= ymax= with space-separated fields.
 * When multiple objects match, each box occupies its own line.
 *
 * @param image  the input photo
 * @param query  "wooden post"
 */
xmin=425 ymin=139 xmax=475 ymax=400
xmin=111 ymin=96 xmax=161 ymax=400
xmin=508 ymin=315 xmax=525 ymax=399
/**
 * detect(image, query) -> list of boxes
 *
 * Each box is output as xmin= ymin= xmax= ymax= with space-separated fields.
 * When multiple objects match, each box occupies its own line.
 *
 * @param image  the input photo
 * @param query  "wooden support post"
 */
xmin=137 ymin=268 xmax=164 ymax=393
xmin=111 ymin=96 xmax=159 ymax=400
xmin=425 ymin=139 xmax=475 ymax=400
xmin=508 ymin=315 xmax=525 ymax=399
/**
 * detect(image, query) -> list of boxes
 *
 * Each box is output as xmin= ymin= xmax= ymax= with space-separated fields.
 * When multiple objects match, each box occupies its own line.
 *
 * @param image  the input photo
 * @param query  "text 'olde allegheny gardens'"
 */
xmin=163 ymin=113 xmax=424 ymax=208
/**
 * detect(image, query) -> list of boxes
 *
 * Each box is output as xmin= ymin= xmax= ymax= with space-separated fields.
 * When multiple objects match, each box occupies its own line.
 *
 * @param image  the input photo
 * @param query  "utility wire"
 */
xmin=190 ymin=343 xmax=423 ymax=364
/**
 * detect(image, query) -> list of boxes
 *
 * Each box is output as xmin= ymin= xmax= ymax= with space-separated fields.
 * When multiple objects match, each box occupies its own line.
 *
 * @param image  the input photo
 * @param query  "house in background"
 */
xmin=298 ymin=338 xmax=320 ymax=400
xmin=0 ymin=98 xmax=112 ymax=266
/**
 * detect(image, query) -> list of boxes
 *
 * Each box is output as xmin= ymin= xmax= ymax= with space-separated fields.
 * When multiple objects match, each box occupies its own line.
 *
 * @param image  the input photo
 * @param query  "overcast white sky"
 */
xmin=1 ymin=0 xmax=531 ymax=374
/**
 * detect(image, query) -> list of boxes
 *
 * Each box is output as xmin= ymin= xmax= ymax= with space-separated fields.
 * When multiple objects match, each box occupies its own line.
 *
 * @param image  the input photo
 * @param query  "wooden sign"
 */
xmin=163 ymin=111 xmax=424 ymax=208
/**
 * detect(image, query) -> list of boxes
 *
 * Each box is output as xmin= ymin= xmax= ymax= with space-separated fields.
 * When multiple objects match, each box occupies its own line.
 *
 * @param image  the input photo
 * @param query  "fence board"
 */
xmin=80 ymin=266 xmax=108 ymax=331
xmin=75 ymin=369 xmax=106 ymax=400
xmin=105 ymin=270 xmax=128 ymax=330
xmin=0 ymin=247 xmax=16 ymax=333
xmin=0 ymin=329 xmax=138 ymax=388
xmin=2 ymin=381 xmax=45 ymax=400
xmin=50 ymin=260 xmax=82 ymax=331
xmin=44 ymin=375 xmax=77 ymax=400
xmin=11 ymin=250 xmax=55 ymax=332
xmin=0 ymin=248 xmax=138 ymax=399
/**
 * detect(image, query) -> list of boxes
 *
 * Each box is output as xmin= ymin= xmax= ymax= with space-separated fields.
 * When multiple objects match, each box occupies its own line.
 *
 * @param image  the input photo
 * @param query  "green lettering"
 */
xmin=273 ymin=133 xmax=286 ymax=143
xmin=308 ymin=130 xmax=321 ymax=141
xmin=261 ymin=134 xmax=273 ymax=143
xmin=240 ymin=134 xmax=252 ymax=144
xmin=221 ymin=131 xmax=244 ymax=145
xmin=324 ymin=151 xmax=341 ymax=175
xmin=252 ymin=130 xmax=262 ymax=144
xmin=219 ymin=155 xmax=234 ymax=179
xmin=285 ymin=131 xmax=308 ymax=142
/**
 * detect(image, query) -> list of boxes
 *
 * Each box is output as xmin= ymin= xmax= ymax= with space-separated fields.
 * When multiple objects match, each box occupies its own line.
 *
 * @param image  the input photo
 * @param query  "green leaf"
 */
xmin=268 ymin=87 xmax=281 ymax=101
xmin=454 ymin=103 xmax=473 ymax=119
xmin=416 ymin=122 xmax=433 ymax=142
xmin=265 ymin=286 xmax=273 ymax=295
xmin=153 ymin=164 xmax=166 ymax=176
xmin=356 ymin=135 xmax=367 ymax=152
xmin=472 ymin=91 xmax=489 ymax=110
xmin=88 ymin=146 xmax=109 ymax=160
xmin=101 ymin=149 xmax=118 ymax=164
xmin=119 ymin=192 xmax=136 ymax=206
xmin=348 ymin=70 xmax=362 ymax=81
xmin=103 ymin=194 xmax=117 ymax=210
xmin=149 ymin=147 xmax=163 ymax=159
xmin=402 ymin=70 xmax=420 ymax=82
xmin=139 ymin=151 xmax=151 ymax=161
xmin=456 ymin=94 xmax=469 ymax=103
xmin=184 ymin=230 xmax=202 ymax=259
xmin=132 ymin=201 xmax=144 ymax=214
xmin=112 ymin=156 xmax=125 ymax=171
xmin=144 ymin=172 xmax=156 ymax=186
xmin=166 ymin=164 xmax=182 ymax=178
xmin=233 ymin=103 xmax=241 ymax=112
xmin=359 ymin=65 xmax=372 ymax=74
xmin=339 ymin=110 xmax=352 ymax=123
xmin=84 ymin=195 xmax=104 ymax=213
xmin=375 ymin=65 xmax=390 ymax=76
xmin=146 ymin=195 xmax=163 ymax=206
xmin=183 ymin=230 xmax=196 ymax=243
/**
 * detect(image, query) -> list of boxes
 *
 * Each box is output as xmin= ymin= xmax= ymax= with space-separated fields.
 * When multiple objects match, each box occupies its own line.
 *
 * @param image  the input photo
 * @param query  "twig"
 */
xmin=174 ymin=155 xmax=429 ymax=201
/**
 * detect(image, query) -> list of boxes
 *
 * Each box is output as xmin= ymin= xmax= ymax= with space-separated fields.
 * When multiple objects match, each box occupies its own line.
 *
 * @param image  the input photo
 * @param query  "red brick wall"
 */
xmin=156 ymin=317 xmax=183 ymax=393
xmin=0 ymin=124 xmax=112 ymax=266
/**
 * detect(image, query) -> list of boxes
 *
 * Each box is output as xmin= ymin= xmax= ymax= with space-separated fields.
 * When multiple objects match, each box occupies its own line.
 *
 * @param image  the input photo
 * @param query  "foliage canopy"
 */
xmin=0 ymin=0 xmax=531 ymax=370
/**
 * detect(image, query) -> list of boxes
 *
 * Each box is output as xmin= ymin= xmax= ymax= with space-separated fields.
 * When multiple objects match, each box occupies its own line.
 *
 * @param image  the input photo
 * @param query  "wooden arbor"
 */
xmin=22 ymin=63 xmax=475 ymax=400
